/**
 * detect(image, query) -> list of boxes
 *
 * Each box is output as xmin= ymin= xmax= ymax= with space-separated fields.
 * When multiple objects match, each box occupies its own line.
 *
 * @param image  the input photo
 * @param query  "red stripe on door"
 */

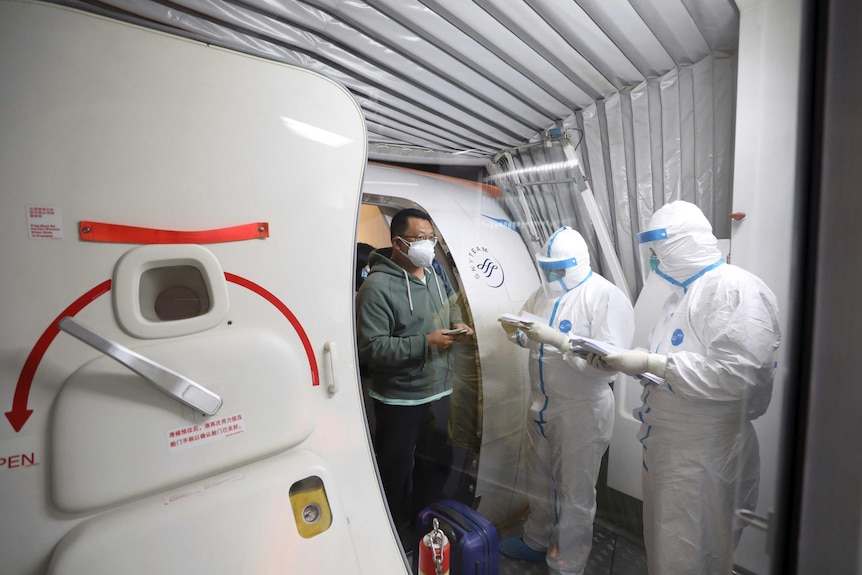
xmin=78 ymin=222 xmax=269 ymax=244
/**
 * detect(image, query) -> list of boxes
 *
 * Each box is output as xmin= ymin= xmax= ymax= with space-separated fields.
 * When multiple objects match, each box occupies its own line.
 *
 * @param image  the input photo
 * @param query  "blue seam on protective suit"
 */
xmin=656 ymin=259 xmax=725 ymax=292
xmin=546 ymin=227 xmax=566 ymax=256
xmin=555 ymin=276 xmax=567 ymax=291
xmin=637 ymin=388 xmax=651 ymax=422
xmin=573 ymin=270 xmax=593 ymax=289
xmin=637 ymin=389 xmax=653 ymax=472
xmin=558 ymin=269 xmax=591 ymax=293
xmin=639 ymin=425 xmax=652 ymax=471
xmin=534 ymin=296 xmax=563 ymax=439
xmin=535 ymin=342 xmax=548 ymax=437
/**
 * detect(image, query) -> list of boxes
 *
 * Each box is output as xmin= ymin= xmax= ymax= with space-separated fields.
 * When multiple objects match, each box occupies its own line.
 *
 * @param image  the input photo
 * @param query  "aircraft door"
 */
xmin=0 ymin=3 xmax=404 ymax=573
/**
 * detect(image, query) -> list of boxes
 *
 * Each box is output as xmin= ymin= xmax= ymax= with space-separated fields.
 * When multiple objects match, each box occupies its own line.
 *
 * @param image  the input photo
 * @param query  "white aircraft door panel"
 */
xmin=52 ymin=328 xmax=313 ymax=512
xmin=0 ymin=2 xmax=405 ymax=573
xmin=48 ymin=450 xmax=362 ymax=574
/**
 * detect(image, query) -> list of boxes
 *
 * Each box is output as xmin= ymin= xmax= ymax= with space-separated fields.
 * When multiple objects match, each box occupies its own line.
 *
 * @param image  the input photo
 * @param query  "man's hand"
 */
xmin=523 ymin=323 xmax=571 ymax=353
xmin=449 ymin=323 xmax=474 ymax=342
xmin=428 ymin=329 xmax=455 ymax=351
xmin=588 ymin=350 xmax=667 ymax=377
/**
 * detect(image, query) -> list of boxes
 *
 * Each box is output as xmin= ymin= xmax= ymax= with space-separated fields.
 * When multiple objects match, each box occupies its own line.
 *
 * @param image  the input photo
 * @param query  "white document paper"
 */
xmin=497 ymin=311 xmax=546 ymax=328
xmin=567 ymin=335 xmax=625 ymax=358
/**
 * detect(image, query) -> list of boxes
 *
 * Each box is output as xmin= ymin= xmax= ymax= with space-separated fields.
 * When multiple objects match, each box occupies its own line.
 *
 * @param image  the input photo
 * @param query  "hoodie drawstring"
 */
xmin=401 ymin=269 xmax=414 ymax=314
xmin=402 ymin=267 xmax=447 ymax=316
xmin=433 ymin=270 xmax=445 ymax=308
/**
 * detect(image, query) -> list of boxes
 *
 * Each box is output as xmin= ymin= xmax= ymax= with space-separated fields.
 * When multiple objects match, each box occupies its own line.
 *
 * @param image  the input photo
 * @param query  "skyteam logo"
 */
xmin=467 ymin=245 xmax=504 ymax=288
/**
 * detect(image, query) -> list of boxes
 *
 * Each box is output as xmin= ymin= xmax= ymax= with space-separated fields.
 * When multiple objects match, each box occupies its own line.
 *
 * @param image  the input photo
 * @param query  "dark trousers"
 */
xmin=373 ymin=397 xmax=451 ymax=536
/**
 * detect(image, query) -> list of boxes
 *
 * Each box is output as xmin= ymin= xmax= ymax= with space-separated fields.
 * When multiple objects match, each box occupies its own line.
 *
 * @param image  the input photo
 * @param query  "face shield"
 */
xmin=535 ymin=226 xmax=591 ymax=299
xmin=640 ymin=202 xmax=723 ymax=284
xmin=537 ymin=254 xmax=579 ymax=299
xmin=637 ymin=227 xmax=668 ymax=282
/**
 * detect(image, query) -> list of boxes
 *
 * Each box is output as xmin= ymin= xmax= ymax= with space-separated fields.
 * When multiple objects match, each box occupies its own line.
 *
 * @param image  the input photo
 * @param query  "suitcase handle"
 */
xmin=428 ymin=504 xmax=474 ymax=533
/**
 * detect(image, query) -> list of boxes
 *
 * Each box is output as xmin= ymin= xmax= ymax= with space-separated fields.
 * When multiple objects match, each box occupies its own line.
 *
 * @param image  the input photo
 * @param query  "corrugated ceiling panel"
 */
xmin=472 ymin=0 xmax=617 ymax=97
xmin=50 ymin=0 xmax=738 ymax=164
xmin=523 ymin=0 xmax=645 ymax=89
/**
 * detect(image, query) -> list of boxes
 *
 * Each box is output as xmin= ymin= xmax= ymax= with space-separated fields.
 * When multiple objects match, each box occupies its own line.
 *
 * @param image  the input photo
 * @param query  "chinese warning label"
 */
xmin=167 ymin=413 xmax=246 ymax=453
xmin=27 ymin=205 xmax=63 ymax=239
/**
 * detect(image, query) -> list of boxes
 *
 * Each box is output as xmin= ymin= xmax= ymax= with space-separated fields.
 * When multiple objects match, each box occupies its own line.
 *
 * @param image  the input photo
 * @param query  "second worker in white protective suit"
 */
xmin=589 ymin=201 xmax=781 ymax=574
xmin=498 ymin=226 xmax=634 ymax=575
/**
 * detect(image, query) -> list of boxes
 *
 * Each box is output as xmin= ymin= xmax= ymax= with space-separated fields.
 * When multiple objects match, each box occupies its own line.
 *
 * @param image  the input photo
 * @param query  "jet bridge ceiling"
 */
xmin=55 ymin=0 xmax=739 ymax=166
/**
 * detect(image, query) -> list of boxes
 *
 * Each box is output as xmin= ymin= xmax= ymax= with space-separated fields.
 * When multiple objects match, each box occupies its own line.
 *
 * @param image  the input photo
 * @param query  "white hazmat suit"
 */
xmin=499 ymin=227 xmax=633 ymax=575
xmin=593 ymin=201 xmax=781 ymax=574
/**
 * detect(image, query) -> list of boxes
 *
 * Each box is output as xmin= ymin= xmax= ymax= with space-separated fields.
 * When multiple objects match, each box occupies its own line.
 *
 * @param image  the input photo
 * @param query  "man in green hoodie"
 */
xmin=356 ymin=207 xmax=473 ymax=548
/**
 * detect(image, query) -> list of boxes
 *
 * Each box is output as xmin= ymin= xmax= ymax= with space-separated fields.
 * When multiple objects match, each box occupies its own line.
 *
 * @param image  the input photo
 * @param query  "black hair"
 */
xmin=355 ymin=242 xmax=375 ymax=291
xmin=390 ymin=208 xmax=432 ymax=239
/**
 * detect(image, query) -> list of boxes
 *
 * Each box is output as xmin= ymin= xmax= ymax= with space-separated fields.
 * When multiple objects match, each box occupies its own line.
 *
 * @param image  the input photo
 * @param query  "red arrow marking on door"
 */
xmin=6 ymin=274 xmax=319 ymax=433
xmin=5 ymin=280 xmax=113 ymax=432
xmin=224 ymin=273 xmax=319 ymax=387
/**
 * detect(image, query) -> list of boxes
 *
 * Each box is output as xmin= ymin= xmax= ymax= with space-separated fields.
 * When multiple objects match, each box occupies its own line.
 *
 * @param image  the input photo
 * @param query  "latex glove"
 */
xmin=499 ymin=321 xmax=521 ymax=336
xmin=599 ymin=350 xmax=668 ymax=378
xmin=524 ymin=323 xmax=571 ymax=353
xmin=586 ymin=352 xmax=616 ymax=372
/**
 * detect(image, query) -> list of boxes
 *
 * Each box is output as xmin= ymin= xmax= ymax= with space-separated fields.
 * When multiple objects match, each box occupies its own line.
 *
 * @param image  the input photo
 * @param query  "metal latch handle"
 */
xmin=58 ymin=317 xmax=222 ymax=416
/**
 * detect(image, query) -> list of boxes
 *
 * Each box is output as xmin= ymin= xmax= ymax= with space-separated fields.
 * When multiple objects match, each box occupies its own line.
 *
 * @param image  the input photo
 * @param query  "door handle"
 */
xmin=58 ymin=317 xmax=223 ymax=416
xmin=323 ymin=340 xmax=337 ymax=394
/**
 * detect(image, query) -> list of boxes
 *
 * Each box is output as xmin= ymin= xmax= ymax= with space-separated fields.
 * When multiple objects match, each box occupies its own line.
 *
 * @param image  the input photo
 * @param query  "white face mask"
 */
xmin=398 ymin=237 xmax=436 ymax=268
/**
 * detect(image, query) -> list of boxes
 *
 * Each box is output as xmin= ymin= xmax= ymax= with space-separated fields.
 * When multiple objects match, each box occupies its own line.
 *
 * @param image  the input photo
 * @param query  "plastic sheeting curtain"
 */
xmin=491 ymin=54 xmax=736 ymax=298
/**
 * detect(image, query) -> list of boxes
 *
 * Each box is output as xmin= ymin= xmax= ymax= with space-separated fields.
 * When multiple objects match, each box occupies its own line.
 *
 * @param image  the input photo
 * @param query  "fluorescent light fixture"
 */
xmin=280 ymin=117 xmax=353 ymax=147
xmin=492 ymin=158 xmax=581 ymax=181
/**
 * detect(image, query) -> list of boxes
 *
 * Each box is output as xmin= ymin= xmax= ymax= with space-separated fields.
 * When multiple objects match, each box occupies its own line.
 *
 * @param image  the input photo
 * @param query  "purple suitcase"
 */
xmin=414 ymin=499 xmax=499 ymax=575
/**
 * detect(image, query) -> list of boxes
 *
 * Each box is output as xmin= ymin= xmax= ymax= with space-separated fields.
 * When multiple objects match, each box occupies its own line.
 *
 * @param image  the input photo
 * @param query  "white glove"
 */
xmin=587 ymin=352 xmax=616 ymax=372
xmin=524 ymin=323 xmax=572 ymax=353
xmin=499 ymin=321 xmax=521 ymax=336
xmin=599 ymin=350 xmax=668 ymax=378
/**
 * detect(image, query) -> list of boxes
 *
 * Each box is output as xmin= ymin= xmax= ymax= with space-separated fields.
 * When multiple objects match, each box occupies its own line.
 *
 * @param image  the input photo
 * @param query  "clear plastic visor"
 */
xmin=537 ymin=256 xmax=577 ymax=298
xmin=637 ymin=228 xmax=667 ymax=280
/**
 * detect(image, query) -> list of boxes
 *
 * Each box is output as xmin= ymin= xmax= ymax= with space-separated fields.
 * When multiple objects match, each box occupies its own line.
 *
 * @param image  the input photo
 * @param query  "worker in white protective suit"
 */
xmin=588 ymin=201 xmax=781 ymax=575
xmin=498 ymin=226 xmax=633 ymax=575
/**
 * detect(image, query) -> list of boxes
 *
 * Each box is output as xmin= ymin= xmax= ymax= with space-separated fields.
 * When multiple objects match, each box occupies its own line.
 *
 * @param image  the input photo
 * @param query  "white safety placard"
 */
xmin=26 ymin=205 xmax=63 ymax=239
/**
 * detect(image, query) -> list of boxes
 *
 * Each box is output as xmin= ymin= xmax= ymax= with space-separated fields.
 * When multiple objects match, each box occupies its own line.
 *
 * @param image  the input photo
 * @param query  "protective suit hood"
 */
xmin=641 ymin=201 xmax=722 ymax=284
xmin=535 ymin=226 xmax=592 ymax=297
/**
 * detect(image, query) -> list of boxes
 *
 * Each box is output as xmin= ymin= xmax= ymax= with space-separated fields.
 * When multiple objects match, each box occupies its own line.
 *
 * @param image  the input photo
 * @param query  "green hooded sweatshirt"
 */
xmin=356 ymin=250 xmax=463 ymax=404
